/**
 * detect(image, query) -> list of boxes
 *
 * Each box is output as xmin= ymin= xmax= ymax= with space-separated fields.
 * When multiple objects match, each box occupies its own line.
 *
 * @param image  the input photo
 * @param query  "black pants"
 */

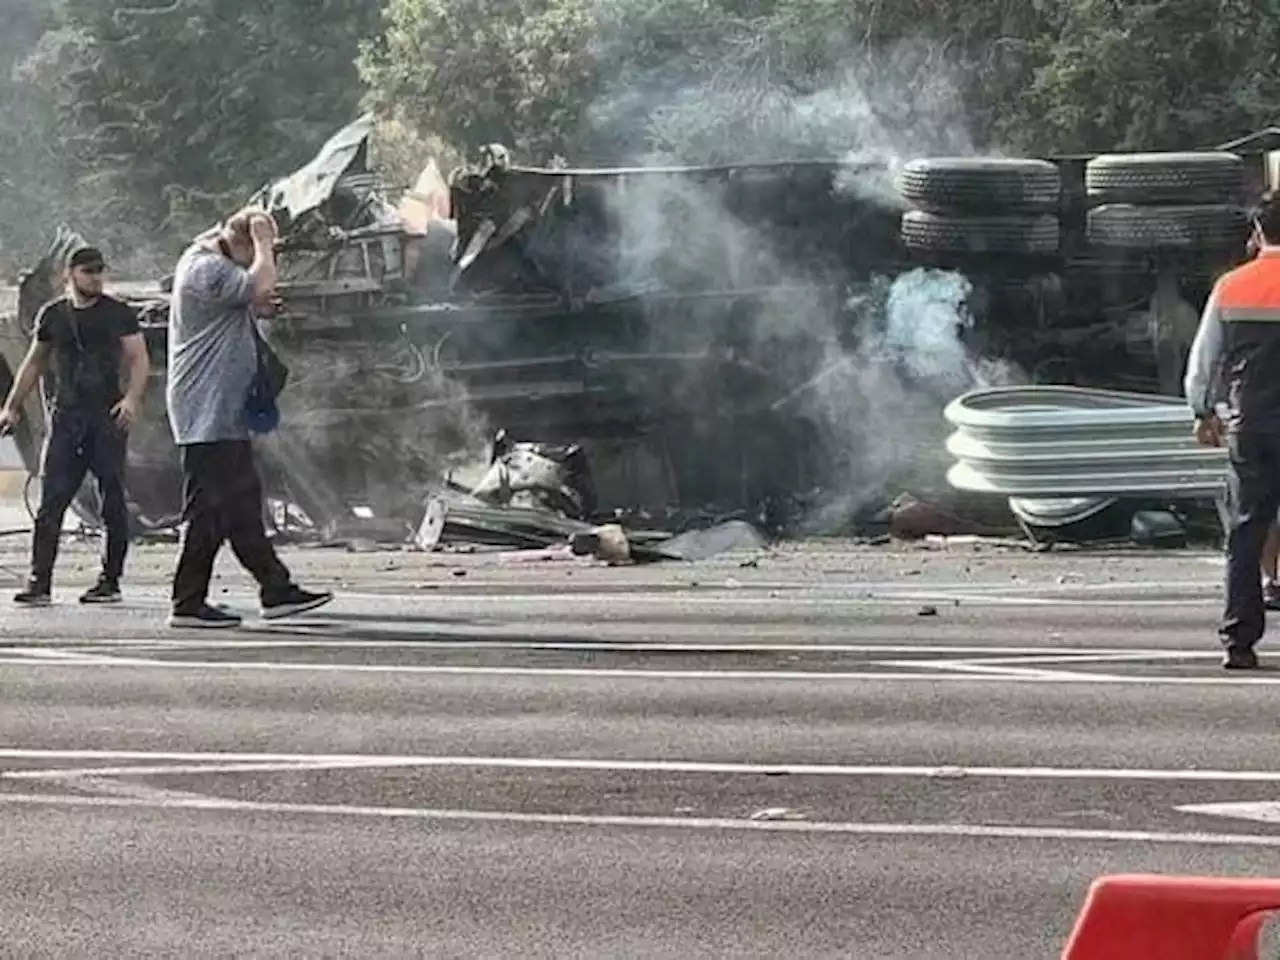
xmin=1222 ymin=430 xmax=1280 ymax=649
xmin=31 ymin=411 xmax=129 ymax=586
xmin=171 ymin=440 xmax=292 ymax=613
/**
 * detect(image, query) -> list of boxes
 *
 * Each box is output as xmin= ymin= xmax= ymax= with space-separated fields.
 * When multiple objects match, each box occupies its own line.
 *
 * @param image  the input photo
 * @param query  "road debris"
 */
xmin=749 ymin=807 xmax=808 ymax=822
xmin=408 ymin=440 xmax=771 ymax=565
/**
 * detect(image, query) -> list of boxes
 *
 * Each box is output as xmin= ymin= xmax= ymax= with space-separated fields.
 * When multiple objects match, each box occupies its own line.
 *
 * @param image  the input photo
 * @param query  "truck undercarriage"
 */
xmin=1 ymin=117 xmax=1274 ymax=543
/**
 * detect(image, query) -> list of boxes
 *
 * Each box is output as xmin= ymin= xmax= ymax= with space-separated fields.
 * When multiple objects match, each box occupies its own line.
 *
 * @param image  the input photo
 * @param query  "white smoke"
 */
xmin=576 ymin=13 xmax=1022 ymax=527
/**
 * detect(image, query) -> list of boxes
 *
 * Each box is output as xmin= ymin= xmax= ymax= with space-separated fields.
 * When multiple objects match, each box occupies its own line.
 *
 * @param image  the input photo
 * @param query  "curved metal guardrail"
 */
xmin=942 ymin=385 xmax=1228 ymax=499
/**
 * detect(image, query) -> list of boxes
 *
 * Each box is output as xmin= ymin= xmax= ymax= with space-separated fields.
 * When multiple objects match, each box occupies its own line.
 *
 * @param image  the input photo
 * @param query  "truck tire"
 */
xmin=901 ymin=210 xmax=1060 ymax=255
xmin=1086 ymin=203 xmax=1248 ymax=251
xmin=895 ymin=157 xmax=1061 ymax=214
xmin=1085 ymin=152 xmax=1244 ymax=205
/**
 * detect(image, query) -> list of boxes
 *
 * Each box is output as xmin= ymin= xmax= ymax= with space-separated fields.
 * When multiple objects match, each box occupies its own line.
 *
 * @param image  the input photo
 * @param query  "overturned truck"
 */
xmin=0 ymin=116 xmax=1276 ymax=540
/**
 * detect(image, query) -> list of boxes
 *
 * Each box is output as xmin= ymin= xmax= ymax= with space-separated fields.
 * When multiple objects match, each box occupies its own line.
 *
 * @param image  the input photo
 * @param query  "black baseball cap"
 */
xmin=67 ymin=246 xmax=106 ymax=270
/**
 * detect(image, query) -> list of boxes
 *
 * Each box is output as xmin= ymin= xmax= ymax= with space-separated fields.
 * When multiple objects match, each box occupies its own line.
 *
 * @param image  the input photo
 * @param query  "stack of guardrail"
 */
xmin=942 ymin=385 xmax=1227 ymax=499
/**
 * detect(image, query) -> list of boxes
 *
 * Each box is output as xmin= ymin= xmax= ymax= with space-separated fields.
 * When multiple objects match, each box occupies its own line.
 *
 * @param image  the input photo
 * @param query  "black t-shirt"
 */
xmin=35 ymin=295 xmax=141 ymax=414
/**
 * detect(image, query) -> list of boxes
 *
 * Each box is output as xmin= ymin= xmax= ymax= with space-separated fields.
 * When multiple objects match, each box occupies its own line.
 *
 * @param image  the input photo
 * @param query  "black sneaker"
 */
xmin=1265 ymin=581 xmax=1280 ymax=611
xmin=80 ymin=579 xmax=122 ymax=604
xmin=168 ymin=604 xmax=244 ymax=629
xmin=261 ymin=586 xmax=333 ymax=620
xmin=1223 ymin=646 xmax=1260 ymax=670
xmin=14 ymin=584 xmax=51 ymax=606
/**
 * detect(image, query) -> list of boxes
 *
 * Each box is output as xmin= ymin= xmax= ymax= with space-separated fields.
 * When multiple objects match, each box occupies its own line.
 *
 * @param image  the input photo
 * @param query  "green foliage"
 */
xmin=2 ymin=0 xmax=1280 ymax=275
xmin=15 ymin=0 xmax=382 ymax=268
xmin=0 ymin=0 xmax=71 ymax=278
xmin=1025 ymin=0 xmax=1280 ymax=153
xmin=358 ymin=0 xmax=598 ymax=163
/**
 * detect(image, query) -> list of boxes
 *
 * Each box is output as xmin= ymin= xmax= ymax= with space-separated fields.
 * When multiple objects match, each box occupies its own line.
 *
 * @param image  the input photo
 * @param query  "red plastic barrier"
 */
xmin=1062 ymin=874 xmax=1280 ymax=959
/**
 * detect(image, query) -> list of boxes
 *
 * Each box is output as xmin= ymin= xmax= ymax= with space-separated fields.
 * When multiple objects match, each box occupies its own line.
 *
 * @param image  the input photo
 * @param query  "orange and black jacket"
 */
xmin=1185 ymin=249 xmax=1280 ymax=432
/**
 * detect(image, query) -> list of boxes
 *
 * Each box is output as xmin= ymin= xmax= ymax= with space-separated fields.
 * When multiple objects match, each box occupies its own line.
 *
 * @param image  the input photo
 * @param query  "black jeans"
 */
xmin=1222 ymin=430 xmax=1280 ymax=649
xmin=31 ymin=411 xmax=129 ymax=587
xmin=171 ymin=440 xmax=292 ymax=613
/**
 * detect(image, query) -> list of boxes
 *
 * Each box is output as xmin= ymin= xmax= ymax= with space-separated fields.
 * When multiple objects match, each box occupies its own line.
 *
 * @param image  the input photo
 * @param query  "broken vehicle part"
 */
xmin=5 ymin=122 xmax=1280 ymax=540
xmin=468 ymin=428 xmax=597 ymax=519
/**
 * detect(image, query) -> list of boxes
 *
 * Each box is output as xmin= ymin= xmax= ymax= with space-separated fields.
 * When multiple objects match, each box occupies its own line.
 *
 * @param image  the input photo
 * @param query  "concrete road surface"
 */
xmin=3 ymin=537 xmax=1280 ymax=958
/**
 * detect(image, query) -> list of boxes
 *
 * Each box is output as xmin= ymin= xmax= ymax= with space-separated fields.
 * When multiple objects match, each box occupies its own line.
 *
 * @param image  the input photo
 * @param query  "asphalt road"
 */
xmin=4 ymin=539 xmax=1280 ymax=958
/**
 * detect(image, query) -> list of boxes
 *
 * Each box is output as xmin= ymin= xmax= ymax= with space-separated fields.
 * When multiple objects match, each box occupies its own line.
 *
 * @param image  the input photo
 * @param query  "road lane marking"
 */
xmin=4 ymin=791 xmax=1280 ymax=847
xmin=0 ymin=653 xmax=1269 ymax=684
xmin=874 ymin=661 xmax=1100 ymax=680
xmin=932 ymin=651 xmax=1220 ymax=665
xmin=1177 ymin=802 xmax=1280 ymax=824
xmin=0 ymin=639 xmax=1223 ymax=656
xmin=10 ymin=751 xmax=1280 ymax=783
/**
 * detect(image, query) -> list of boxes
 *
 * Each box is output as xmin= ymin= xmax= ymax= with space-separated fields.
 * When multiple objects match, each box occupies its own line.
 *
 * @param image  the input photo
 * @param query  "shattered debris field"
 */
xmin=7 ymin=533 xmax=1280 ymax=958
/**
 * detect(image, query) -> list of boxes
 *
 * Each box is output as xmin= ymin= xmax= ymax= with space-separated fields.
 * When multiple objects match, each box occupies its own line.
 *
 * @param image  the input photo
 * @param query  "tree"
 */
xmin=21 ymin=0 xmax=382 ymax=269
xmin=0 ymin=0 xmax=74 ymax=277
xmin=357 ymin=0 xmax=598 ymax=164
xmin=1025 ymin=0 xmax=1280 ymax=153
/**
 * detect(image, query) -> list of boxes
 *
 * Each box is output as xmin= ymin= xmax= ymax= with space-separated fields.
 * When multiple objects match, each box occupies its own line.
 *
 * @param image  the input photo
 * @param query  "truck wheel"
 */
xmin=1086 ymin=203 xmax=1249 ymax=251
xmin=895 ymin=157 xmax=1061 ymax=214
xmin=901 ymin=210 xmax=1060 ymax=254
xmin=1085 ymin=152 xmax=1244 ymax=205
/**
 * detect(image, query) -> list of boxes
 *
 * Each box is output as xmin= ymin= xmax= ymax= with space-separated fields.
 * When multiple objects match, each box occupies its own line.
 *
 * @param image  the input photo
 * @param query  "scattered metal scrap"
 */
xmin=415 ymin=431 xmax=769 ymax=563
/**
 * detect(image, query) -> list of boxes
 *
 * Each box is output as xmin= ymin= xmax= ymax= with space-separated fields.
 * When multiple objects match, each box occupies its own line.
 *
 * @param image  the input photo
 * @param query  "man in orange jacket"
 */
xmin=1186 ymin=191 xmax=1280 ymax=669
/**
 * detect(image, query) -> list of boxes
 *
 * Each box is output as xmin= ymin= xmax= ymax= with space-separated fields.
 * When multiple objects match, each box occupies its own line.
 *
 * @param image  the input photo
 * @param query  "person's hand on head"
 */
xmin=248 ymin=212 xmax=277 ymax=244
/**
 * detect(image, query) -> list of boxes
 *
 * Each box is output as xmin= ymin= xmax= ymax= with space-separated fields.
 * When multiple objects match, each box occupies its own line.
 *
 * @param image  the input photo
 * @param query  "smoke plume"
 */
xmin=578 ymin=13 xmax=1022 ymax=527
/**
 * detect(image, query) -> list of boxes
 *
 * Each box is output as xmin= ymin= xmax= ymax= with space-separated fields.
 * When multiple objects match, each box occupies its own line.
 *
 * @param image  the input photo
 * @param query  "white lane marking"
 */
xmin=0 ymin=654 xmax=1266 ymax=684
xmin=6 ymin=761 xmax=388 ymax=779
xmin=62 ymin=775 xmax=217 ymax=805
xmin=874 ymin=661 xmax=1098 ymax=680
xmin=4 ymin=791 xmax=1280 ymax=847
xmin=1 ymin=640 xmax=1222 ymax=657
xmin=335 ymin=580 xmax=1223 ymax=596
xmin=0 ymin=595 xmax=1181 ymax=610
xmin=937 ymin=651 xmax=1218 ymax=666
xmin=89 ymin=578 xmax=1223 ymax=598
xmin=291 ymin=591 xmax=1216 ymax=608
xmin=874 ymin=649 xmax=1219 ymax=679
xmin=2 ymin=648 xmax=131 ymax=665
xmin=10 ymin=751 xmax=1280 ymax=784
xmin=1177 ymin=802 xmax=1280 ymax=824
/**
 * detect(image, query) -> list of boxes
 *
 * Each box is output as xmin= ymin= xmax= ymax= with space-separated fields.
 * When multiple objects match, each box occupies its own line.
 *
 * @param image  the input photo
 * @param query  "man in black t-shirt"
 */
xmin=0 ymin=246 xmax=150 ymax=605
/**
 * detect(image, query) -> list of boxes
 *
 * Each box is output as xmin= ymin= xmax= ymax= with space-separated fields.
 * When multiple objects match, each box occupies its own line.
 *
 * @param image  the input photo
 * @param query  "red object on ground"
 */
xmin=1062 ymin=874 xmax=1280 ymax=959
